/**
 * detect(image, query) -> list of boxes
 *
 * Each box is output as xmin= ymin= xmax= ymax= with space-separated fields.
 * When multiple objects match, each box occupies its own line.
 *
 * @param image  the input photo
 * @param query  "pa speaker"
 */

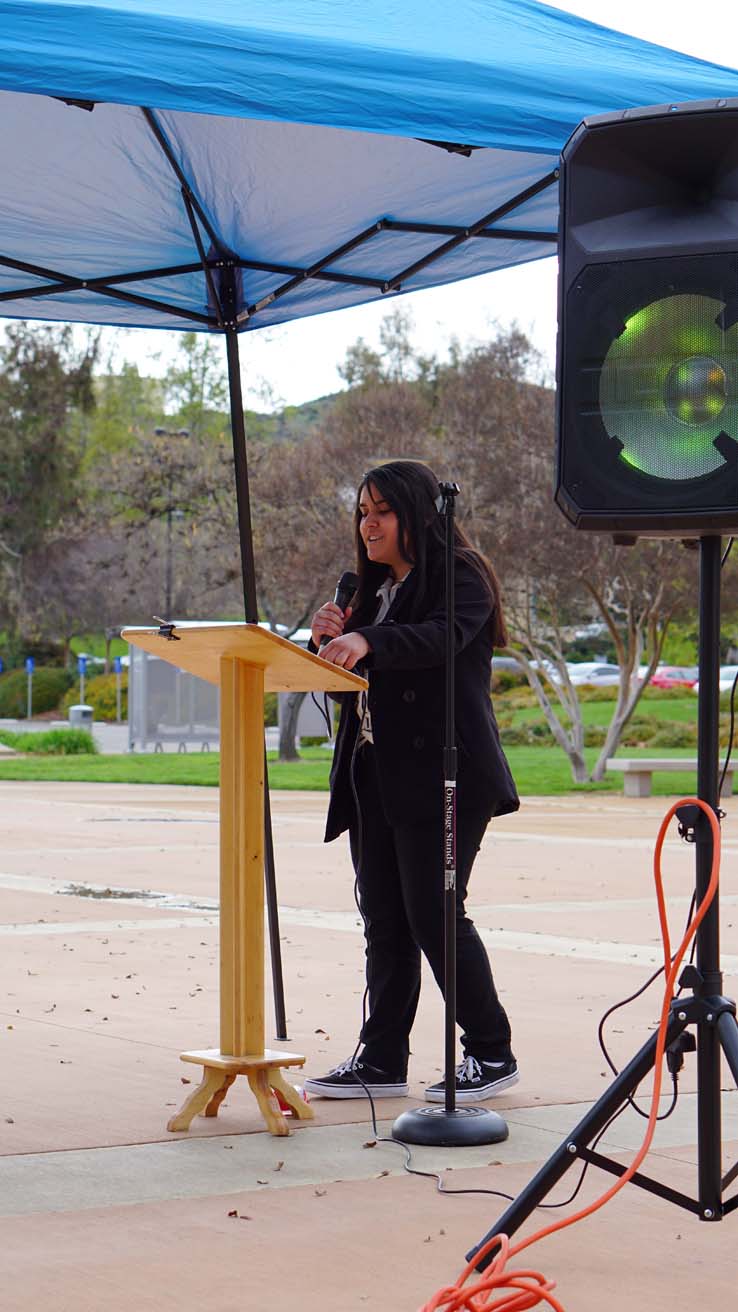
xmin=556 ymin=98 xmax=738 ymax=537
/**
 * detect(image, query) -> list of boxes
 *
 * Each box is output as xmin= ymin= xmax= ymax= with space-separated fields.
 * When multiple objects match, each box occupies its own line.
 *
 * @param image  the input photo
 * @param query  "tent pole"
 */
xmin=223 ymin=286 xmax=288 ymax=1042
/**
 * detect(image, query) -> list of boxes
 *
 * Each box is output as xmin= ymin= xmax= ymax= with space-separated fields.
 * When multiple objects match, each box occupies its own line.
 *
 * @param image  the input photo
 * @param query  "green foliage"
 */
xmin=61 ymin=672 xmax=127 ymax=722
xmin=264 ymin=691 xmax=278 ymax=726
xmin=0 ymin=666 xmax=74 ymax=717
xmin=491 ymin=670 xmax=527 ymax=692
xmin=83 ymin=363 xmax=166 ymax=464
xmin=0 ymin=324 xmax=97 ymax=560
xmin=0 ymin=727 xmax=97 ymax=755
xmin=658 ymin=619 xmax=699 ymax=665
xmin=494 ymin=685 xmax=539 ymax=710
xmin=0 ymin=635 xmax=66 ymax=669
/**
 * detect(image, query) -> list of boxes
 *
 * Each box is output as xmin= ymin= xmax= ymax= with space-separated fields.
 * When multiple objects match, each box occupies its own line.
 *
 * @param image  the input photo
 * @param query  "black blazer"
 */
xmin=323 ymin=556 xmax=519 ymax=841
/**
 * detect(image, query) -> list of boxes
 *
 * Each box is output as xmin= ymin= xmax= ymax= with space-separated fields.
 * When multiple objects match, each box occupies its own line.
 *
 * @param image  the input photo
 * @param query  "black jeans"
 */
xmin=348 ymin=743 xmax=514 ymax=1078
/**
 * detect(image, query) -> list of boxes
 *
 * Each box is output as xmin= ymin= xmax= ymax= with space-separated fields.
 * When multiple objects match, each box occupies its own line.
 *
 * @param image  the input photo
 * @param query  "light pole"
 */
xmin=153 ymin=427 xmax=189 ymax=616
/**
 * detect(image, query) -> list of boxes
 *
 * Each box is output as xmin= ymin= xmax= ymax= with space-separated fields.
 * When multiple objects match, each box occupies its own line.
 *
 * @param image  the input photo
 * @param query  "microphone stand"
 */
xmin=392 ymin=482 xmax=508 ymax=1146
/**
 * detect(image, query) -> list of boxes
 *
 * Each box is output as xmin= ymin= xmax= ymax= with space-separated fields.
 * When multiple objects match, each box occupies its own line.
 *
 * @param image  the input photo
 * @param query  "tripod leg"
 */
xmin=717 ymin=1009 xmax=738 ymax=1086
xmin=466 ymin=1011 xmax=689 ymax=1269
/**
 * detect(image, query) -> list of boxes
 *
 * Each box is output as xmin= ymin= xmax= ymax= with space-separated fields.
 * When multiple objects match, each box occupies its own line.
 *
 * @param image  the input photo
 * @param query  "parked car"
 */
xmin=567 ymin=662 xmax=621 ymax=686
xmin=492 ymin=656 xmax=525 ymax=676
xmin=649 ymin=665 xmax=698 ymax=690
xmin=692 ymin=665 xmax=738 ymax=695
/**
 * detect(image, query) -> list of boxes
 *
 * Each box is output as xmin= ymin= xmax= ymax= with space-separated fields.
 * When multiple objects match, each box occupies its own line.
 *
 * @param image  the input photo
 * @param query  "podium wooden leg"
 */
xmin=205 ymin=1072 xmax=236 ymax=1117
xmin=268 ymin=1067 xmax=314 ymax=1122
xmin=166 ymin=1050 xmax=312 ymax=1136
xmin=247 ymin=1068 xmax=290 ymax=1137
xmin=167 ymin=1067 xmax=230 ymax=1132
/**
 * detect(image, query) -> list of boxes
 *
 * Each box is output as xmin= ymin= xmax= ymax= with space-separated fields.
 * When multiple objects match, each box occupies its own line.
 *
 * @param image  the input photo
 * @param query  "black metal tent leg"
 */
xmin=223 ymin=303 xmax=287 ymax=1040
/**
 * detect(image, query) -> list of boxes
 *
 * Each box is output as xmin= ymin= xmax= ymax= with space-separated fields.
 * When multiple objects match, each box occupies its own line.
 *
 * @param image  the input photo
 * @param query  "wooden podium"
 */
xmin=122 ymin=621 xmax=366 ymax=1136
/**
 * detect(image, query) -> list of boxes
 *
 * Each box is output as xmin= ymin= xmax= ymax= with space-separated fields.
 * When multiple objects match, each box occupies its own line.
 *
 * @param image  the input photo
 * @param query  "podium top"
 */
xmin=121 ymin=622 xmax=367 ymax=694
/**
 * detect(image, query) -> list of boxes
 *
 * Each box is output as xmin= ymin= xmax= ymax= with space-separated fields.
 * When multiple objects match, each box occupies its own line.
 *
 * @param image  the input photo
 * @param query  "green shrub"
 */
xmin=494 ymin=685 xmax=539 ymax=710
xmin=61 ymin=672 xmax=128 ymax=722
xmin=0 ymin=637 xmax=66 ymax=670
xmin=264 ymin=691 xmax=278 ymax=726
xmin=618 ymin=716 xmax=698 ymax=749
xmin=583 ymin=724 xmax=607 ymax=746
xmin=647 ymin=722 xmax=699 ymax=749
xmin=640 ymin=685 xmax=695 ymax=702
xmin=491 ymin=670 xmax=527 ymax=692
xmin=0 ymin=666 xmax=74 ymax=718
xmin=0 ymin=728 xmax=97 ymax=755
xmin=500 ymin=719 xmax=555 ymax=746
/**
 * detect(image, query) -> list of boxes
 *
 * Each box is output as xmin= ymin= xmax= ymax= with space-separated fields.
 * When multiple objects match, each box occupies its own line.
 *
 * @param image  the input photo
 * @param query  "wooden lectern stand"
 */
xmin=122 ymin=621 xmax=366 ymax=1136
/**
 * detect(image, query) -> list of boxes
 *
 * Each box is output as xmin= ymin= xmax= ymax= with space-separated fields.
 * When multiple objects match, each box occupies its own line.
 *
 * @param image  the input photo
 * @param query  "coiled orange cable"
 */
xmin=420 ymin=797 xmax=721 ymax=1311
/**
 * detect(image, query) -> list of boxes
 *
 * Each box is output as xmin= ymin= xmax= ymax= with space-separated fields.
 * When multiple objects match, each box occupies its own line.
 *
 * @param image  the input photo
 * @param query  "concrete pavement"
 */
xmin=0 ymin=782 xmax=736 ymax=1310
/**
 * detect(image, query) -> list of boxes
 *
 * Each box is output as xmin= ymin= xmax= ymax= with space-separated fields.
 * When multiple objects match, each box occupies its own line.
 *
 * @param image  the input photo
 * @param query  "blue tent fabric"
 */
xmin=0 ymin=0 xmax=737 ymax=331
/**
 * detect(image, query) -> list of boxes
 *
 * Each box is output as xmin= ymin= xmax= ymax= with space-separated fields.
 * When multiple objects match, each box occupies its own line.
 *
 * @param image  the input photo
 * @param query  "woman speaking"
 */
xmin=303 ymin=459 xmax=519 ymax=1104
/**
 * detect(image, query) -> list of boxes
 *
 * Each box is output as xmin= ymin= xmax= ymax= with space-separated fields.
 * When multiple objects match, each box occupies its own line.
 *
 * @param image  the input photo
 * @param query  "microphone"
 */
xmin=321 ymin=570 xmax=359 ymax=646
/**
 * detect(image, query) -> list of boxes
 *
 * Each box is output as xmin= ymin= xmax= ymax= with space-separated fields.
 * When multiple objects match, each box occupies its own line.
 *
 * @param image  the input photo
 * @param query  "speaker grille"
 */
xmin=598 ymin=293 xmax=738 ymax=482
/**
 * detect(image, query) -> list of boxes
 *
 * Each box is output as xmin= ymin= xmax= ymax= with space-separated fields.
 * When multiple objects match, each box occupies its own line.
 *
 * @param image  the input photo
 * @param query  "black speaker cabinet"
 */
xmin=556 ymin=98 xmax=738 ymax=536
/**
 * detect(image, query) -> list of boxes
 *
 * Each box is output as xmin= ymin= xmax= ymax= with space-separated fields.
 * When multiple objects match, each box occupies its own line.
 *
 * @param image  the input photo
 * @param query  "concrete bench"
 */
xmin=606 ymin=758 xmax=734 ymax=798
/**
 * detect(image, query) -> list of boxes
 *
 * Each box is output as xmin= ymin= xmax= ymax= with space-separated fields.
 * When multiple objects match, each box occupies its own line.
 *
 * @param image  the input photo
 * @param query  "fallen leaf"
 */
xmin=362 ymin=1140 xmax=377 ymax=1149
xmin=256 ymin=1179 xmax=269 ymax=1185
xmin=180 ymin=1077 xmax=191 ymax=1085
xmin=314 ymin=1188 xmax=327 ymax=1197
xmin=274 ymin=1161 xmax=284 ymax=1171
xmin=376 ymin=1170 xmax=390 ymax=1178
xmin=5 ymin=1117 xmax=14 ymax=1124
xmin=227 ymin=1209 xmax=238 ymax=1217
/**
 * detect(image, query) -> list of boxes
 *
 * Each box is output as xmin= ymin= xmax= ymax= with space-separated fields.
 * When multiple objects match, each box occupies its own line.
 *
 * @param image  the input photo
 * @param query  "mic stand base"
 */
xmin=391 ymin=1104 xmax=508 ymax=1147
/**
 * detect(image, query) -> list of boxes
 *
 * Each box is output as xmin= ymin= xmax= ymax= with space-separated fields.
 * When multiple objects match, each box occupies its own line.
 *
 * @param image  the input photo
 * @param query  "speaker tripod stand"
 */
xmin=468 ymin=534 xmax=738 ymax=1269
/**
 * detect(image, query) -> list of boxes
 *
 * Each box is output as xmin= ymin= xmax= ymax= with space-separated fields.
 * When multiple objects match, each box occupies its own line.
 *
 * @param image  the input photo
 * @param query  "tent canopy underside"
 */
xmin=0 ymin=1 xmax=736 ymax=332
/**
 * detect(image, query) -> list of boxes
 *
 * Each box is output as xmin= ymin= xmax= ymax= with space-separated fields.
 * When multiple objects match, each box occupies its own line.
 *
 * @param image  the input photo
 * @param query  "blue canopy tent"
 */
xmin=2 ymin=1 xmax=737 ymax=1029
xmin=1 ymin=0 xmax=737 ymax=600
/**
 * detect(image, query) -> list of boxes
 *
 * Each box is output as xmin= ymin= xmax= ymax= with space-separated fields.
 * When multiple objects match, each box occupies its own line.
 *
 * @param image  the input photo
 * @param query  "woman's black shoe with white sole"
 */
xmin=424 ymin=1056 xmax=519 ymax=1103
xmin=303 ymin=1056 xmax=409 ymax=1099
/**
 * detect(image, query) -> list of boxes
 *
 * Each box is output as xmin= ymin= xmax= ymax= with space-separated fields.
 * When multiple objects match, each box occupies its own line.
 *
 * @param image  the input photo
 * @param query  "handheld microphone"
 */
xmin=321 ymin=570 xmax=359 ymax=646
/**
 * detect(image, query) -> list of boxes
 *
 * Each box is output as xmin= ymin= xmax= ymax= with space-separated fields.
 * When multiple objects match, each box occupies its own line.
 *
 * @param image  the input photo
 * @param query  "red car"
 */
xmin=649 ymin=665 xmax=698 ymax=690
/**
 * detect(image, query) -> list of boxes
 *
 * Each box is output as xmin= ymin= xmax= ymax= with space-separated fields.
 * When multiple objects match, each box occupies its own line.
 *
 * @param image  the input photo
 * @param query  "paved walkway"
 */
xmin=0 ymin=783 xmax=736 ymax=1310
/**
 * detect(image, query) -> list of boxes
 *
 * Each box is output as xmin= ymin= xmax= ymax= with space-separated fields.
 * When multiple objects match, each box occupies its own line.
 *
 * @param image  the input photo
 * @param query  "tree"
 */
xmin=0 ymin=323 xmax=98 ymax=644
xmin=82 ymin=362 xmax=166 ymax=465
xmin=163 ymin=332 xmax=229 ymax=439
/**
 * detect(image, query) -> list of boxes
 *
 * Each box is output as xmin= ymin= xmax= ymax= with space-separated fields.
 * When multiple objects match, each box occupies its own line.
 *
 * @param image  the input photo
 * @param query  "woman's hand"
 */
xmin=310 ymin=601 xmax=352 ymax=649
xmin=320 ymin=631 xmax=369 ymax=671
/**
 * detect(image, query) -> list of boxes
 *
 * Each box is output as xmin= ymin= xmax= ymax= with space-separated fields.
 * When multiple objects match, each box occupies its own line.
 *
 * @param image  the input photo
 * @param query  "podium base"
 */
xmin=166 ymin=1048 xmax=314 ymax=1137
xmin=391 ymin=1104 xmax=509 ymax=1147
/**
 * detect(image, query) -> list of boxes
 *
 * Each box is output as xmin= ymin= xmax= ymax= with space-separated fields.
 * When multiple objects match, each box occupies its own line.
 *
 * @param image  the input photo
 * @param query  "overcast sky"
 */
xmin=18 ymin=3 xmax=738 ymax=410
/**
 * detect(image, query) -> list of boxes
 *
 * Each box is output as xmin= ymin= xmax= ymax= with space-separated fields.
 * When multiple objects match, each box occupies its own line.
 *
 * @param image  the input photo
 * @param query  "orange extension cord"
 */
xmin=419 ymin=797 xmax=722 ymax=1312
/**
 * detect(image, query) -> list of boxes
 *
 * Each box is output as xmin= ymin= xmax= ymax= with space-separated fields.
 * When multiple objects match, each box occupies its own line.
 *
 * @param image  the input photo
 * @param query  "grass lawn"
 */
xmin=0 ymin=744 xmax=707 ymax=796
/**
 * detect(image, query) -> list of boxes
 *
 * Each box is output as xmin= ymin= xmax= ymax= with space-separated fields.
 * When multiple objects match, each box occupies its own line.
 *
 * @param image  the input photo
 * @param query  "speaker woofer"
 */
xmin=599 ymin=294 xmax=737 ymax=482
xmin=558 ymin=253 xmax=738 ymax=532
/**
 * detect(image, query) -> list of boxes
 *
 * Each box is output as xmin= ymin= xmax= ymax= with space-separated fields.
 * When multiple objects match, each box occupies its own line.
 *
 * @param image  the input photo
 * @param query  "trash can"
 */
xmin=68 ymin=704 xmax=93 ymax=729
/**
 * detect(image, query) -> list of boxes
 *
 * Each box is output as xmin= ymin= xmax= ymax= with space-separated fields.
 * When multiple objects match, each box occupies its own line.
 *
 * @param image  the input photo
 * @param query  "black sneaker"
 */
xmin=424 ymin=1056 xmax=519 ymax=1104
xmin=303 ymin=1056 xmax=409 ymax=1099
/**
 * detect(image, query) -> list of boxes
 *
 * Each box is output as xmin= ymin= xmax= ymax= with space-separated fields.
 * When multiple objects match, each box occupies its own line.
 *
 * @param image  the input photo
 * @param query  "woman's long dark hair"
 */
xmin=348 ymin=459 xmax=508 ymax=646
